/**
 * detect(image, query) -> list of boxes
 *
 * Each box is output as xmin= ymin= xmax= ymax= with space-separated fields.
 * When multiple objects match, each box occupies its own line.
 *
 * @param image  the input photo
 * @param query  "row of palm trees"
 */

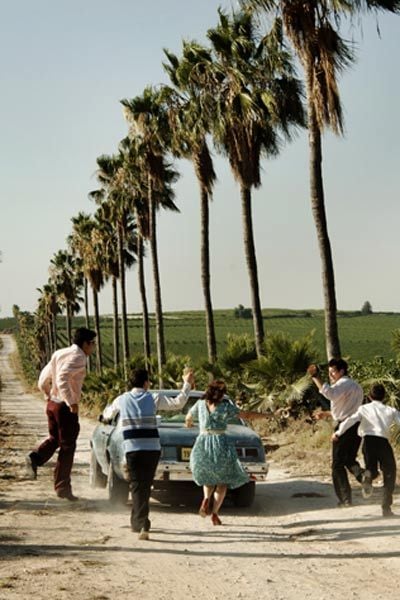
xmin=34 ymin=1 xmax=399 ymax=383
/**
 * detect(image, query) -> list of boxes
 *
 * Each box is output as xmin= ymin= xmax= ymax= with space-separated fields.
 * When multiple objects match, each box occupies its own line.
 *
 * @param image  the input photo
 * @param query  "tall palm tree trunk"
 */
xmin=46 ymin=322 xmax=52 ymax=360
xmin=92 ymin=287 xmax=103 ymax=373
xmin=111 ymin=275 xmax=120 ymax=369
xmin=84 ymin=278 xmax=90 ymax=328
xmin=200 ymin=186 xmax=217 ymax=363
xmin=240 ymin=185 xmax=264 ymax=358
xmin=117 ymin=223 xmax=130 ymax=379
xmin=149 ymin=180 xmax=166 ymax=385
xmin=306 ymin=70 xmax=341 ymax=360
xmin=137 ymin=235 xmax=151 ymax=367
xmin=66 ymin=303 xmax=72 ymax=345
xmin=83 ymin=277 xmax=93 ymax=372
xmin=52 ymin=313 xmax=57 ymax=350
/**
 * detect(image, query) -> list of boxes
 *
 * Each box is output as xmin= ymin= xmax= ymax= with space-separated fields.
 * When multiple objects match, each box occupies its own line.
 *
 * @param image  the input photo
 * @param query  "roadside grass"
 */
xmin=9 ymin=349 xmax=38 ymax=396
xmin=255 ymin=417 xmax=332 ymax=477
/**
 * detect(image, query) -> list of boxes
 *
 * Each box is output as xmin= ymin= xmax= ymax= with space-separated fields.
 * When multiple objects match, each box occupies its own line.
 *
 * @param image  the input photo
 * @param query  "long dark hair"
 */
xmin=203 ymin=380 xmax=226 ymax=406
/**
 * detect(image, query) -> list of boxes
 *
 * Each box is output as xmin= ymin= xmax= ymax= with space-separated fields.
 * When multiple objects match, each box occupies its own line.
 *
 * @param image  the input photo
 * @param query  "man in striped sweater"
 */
xmin=102 ymin=367 xmax=195 ymax=540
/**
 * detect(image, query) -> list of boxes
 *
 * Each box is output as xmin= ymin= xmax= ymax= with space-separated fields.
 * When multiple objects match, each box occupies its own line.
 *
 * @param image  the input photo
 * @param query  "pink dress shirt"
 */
xmin=38 ymin=344 xmax=87 ymax=407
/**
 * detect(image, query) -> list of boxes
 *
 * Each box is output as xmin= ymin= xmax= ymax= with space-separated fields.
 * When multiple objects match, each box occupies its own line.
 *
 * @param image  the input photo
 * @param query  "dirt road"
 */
xmin=1 ymin=334 xmax=399 ymax=600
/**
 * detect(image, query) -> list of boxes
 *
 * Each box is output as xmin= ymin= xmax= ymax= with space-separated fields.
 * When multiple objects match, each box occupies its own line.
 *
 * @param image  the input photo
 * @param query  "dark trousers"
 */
xmin=126 ymin=450 xmax=160 ymax=532
xmin=363 ymin=435 xmax=396 ymax=511
xmin=32 ymin=400 xmax=80 ymax=495
xmin=332 ymin=422 xmax=363 ymax=504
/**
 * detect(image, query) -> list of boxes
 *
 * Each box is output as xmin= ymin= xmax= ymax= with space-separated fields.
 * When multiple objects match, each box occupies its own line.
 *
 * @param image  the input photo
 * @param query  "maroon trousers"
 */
xmin=32 ymin=400 xmax=80 ymax=495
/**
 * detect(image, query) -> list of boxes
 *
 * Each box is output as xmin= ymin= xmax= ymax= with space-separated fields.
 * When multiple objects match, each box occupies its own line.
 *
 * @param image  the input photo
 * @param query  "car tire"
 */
xmin=89 ymin=447 xmax=107 ymax=489
xmin=107 ymin=462 xmax=130 ymax=505
xmin=231 ymin=481 xmax=256 ymax=508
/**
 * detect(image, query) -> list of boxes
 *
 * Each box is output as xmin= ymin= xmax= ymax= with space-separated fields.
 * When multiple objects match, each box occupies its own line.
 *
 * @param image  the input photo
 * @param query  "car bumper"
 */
xmin=154 ymin=461 xmax=269 ymax=482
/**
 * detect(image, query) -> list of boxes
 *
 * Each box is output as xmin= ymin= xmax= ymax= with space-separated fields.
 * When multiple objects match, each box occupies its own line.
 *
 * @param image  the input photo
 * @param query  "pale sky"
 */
xmin=0 ymin=1 xmax=399 ymax=318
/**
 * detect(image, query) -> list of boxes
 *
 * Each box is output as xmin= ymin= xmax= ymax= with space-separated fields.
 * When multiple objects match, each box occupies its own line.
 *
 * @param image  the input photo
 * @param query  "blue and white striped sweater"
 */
xmin=118 ymin=390 xmax=161 ymax=452
xmin=103 ymin=382 xmax=192 ymax=452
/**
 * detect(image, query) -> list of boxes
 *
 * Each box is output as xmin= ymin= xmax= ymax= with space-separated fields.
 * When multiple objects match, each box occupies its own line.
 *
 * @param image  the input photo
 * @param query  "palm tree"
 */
xmin=69 ymin=213 xmax=104 ymax=372
xmin=86 ymin=223 xmax=105 ymax=373
xmin=49 ymin=250 xmax=82 ymax=345
xmin=34 ymin=297 xmax=52 ymax=364
xmin=36 ymin=281 xmax=60 ymax=357
xmin=202 ymin=10 xmax=304 ymax=357
xmin=162 ymin=42 xmax=218 ymax=363
xmin=90 ymin=154 xmax=138 ymax=378
xmin=69 ymin=212 xmax=93 ymax=330
xmin=121 ymin=88 xmax=179 ymax=384
xmin=93 ymin=202 xmax=121 ymax=369
xmin=244 ymin=0 xmax=400 ymax=359
xmin=118 ymin=137 xmax=152 ymax=366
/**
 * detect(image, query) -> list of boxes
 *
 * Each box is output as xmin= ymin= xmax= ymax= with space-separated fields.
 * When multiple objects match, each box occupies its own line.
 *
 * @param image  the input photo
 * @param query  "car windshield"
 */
xmin=157 ymin=396 xmax=243 ymax=425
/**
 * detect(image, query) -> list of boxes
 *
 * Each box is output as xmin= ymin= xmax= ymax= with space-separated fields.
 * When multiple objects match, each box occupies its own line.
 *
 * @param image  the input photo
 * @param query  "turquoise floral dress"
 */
xmin=188 ymin=400 xmax=249 ymax=489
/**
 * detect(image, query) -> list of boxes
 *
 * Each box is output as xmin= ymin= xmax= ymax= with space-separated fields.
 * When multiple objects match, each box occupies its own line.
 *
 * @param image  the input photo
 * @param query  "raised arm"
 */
xmin=154 ymin=369 xmax=195 ymax=411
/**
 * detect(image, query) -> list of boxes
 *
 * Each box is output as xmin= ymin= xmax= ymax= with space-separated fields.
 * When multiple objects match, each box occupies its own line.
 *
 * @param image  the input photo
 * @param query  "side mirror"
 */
xmin=98 ymin=414 xmax=104 ymax=423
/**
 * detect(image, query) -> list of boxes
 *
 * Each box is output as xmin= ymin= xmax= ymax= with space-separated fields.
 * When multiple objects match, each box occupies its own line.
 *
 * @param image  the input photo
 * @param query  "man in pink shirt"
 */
xmin=26 ymin=327 xmax=96 ymax=501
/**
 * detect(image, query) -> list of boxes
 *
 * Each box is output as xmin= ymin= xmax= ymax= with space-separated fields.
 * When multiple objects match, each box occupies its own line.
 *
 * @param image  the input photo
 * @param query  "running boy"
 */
xmin=332 ymin=383 xmax=400 ymax=517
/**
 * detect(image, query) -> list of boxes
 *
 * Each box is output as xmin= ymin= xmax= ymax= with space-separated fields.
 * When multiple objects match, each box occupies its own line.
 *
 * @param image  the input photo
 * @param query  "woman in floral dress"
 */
xmin=185 ymin=380 xmax=260 ymax=525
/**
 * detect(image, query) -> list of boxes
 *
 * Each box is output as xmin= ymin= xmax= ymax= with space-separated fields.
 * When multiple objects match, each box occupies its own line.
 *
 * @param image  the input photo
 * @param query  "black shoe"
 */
xmin=337 ymin=500 xmax=352 ymax=508
xmin=57 ymin=492 xmax=79 ymax=502
xmin=382 ymin=508 xmax=395 ymax=518
xmin=361 ymin=470 xmax=373 ymax=499
xmin=25 ymin=453 xmax=37 ymax=480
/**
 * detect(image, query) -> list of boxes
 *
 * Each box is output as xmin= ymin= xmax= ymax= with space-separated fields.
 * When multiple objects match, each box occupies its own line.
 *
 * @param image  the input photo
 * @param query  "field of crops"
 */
xmin=3 ymin=309 xmax=400 ymax=366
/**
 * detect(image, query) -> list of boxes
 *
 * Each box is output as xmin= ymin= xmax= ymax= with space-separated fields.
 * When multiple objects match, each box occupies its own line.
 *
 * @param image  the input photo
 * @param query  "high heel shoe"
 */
xmin=211 ymin=513 xmax=222 ymax=526
xmin=199 ymin=498 xmax=209 ymax=518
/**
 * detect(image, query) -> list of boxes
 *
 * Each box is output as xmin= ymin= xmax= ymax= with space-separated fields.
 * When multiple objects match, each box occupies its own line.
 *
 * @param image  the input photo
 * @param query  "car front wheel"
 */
xmin=107 ymin=462 xmax=130 ymax=505
xmin=89 ymin=447 xmax=107 ymax=489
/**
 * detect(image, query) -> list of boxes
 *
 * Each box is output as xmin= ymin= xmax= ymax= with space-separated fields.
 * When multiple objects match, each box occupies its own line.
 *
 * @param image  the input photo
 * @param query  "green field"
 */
xmin=3 ymin=309 xmax=400 ymax=366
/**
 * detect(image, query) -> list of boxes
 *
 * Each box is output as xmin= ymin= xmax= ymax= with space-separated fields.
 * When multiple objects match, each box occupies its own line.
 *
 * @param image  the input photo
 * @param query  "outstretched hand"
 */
xmin=313 ymin=410 xmax=331 ymax=421
xmin=307 ymin=364 xmax=320 ymax=377
xmin=183 ymin=368 xmax=195 ymax=387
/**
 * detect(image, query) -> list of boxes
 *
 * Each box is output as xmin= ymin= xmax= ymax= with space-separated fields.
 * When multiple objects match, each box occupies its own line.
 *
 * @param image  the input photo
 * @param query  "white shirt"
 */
xmin=336 ymin=400 xmax=400 ymax=440
xmin=320 ymin=376 xmax=363 ymax=422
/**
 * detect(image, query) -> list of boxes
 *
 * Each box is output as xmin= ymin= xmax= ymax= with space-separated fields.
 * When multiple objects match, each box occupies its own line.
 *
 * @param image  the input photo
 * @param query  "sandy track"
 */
xmin=1 ymin=333 xmax=400 ymax=600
